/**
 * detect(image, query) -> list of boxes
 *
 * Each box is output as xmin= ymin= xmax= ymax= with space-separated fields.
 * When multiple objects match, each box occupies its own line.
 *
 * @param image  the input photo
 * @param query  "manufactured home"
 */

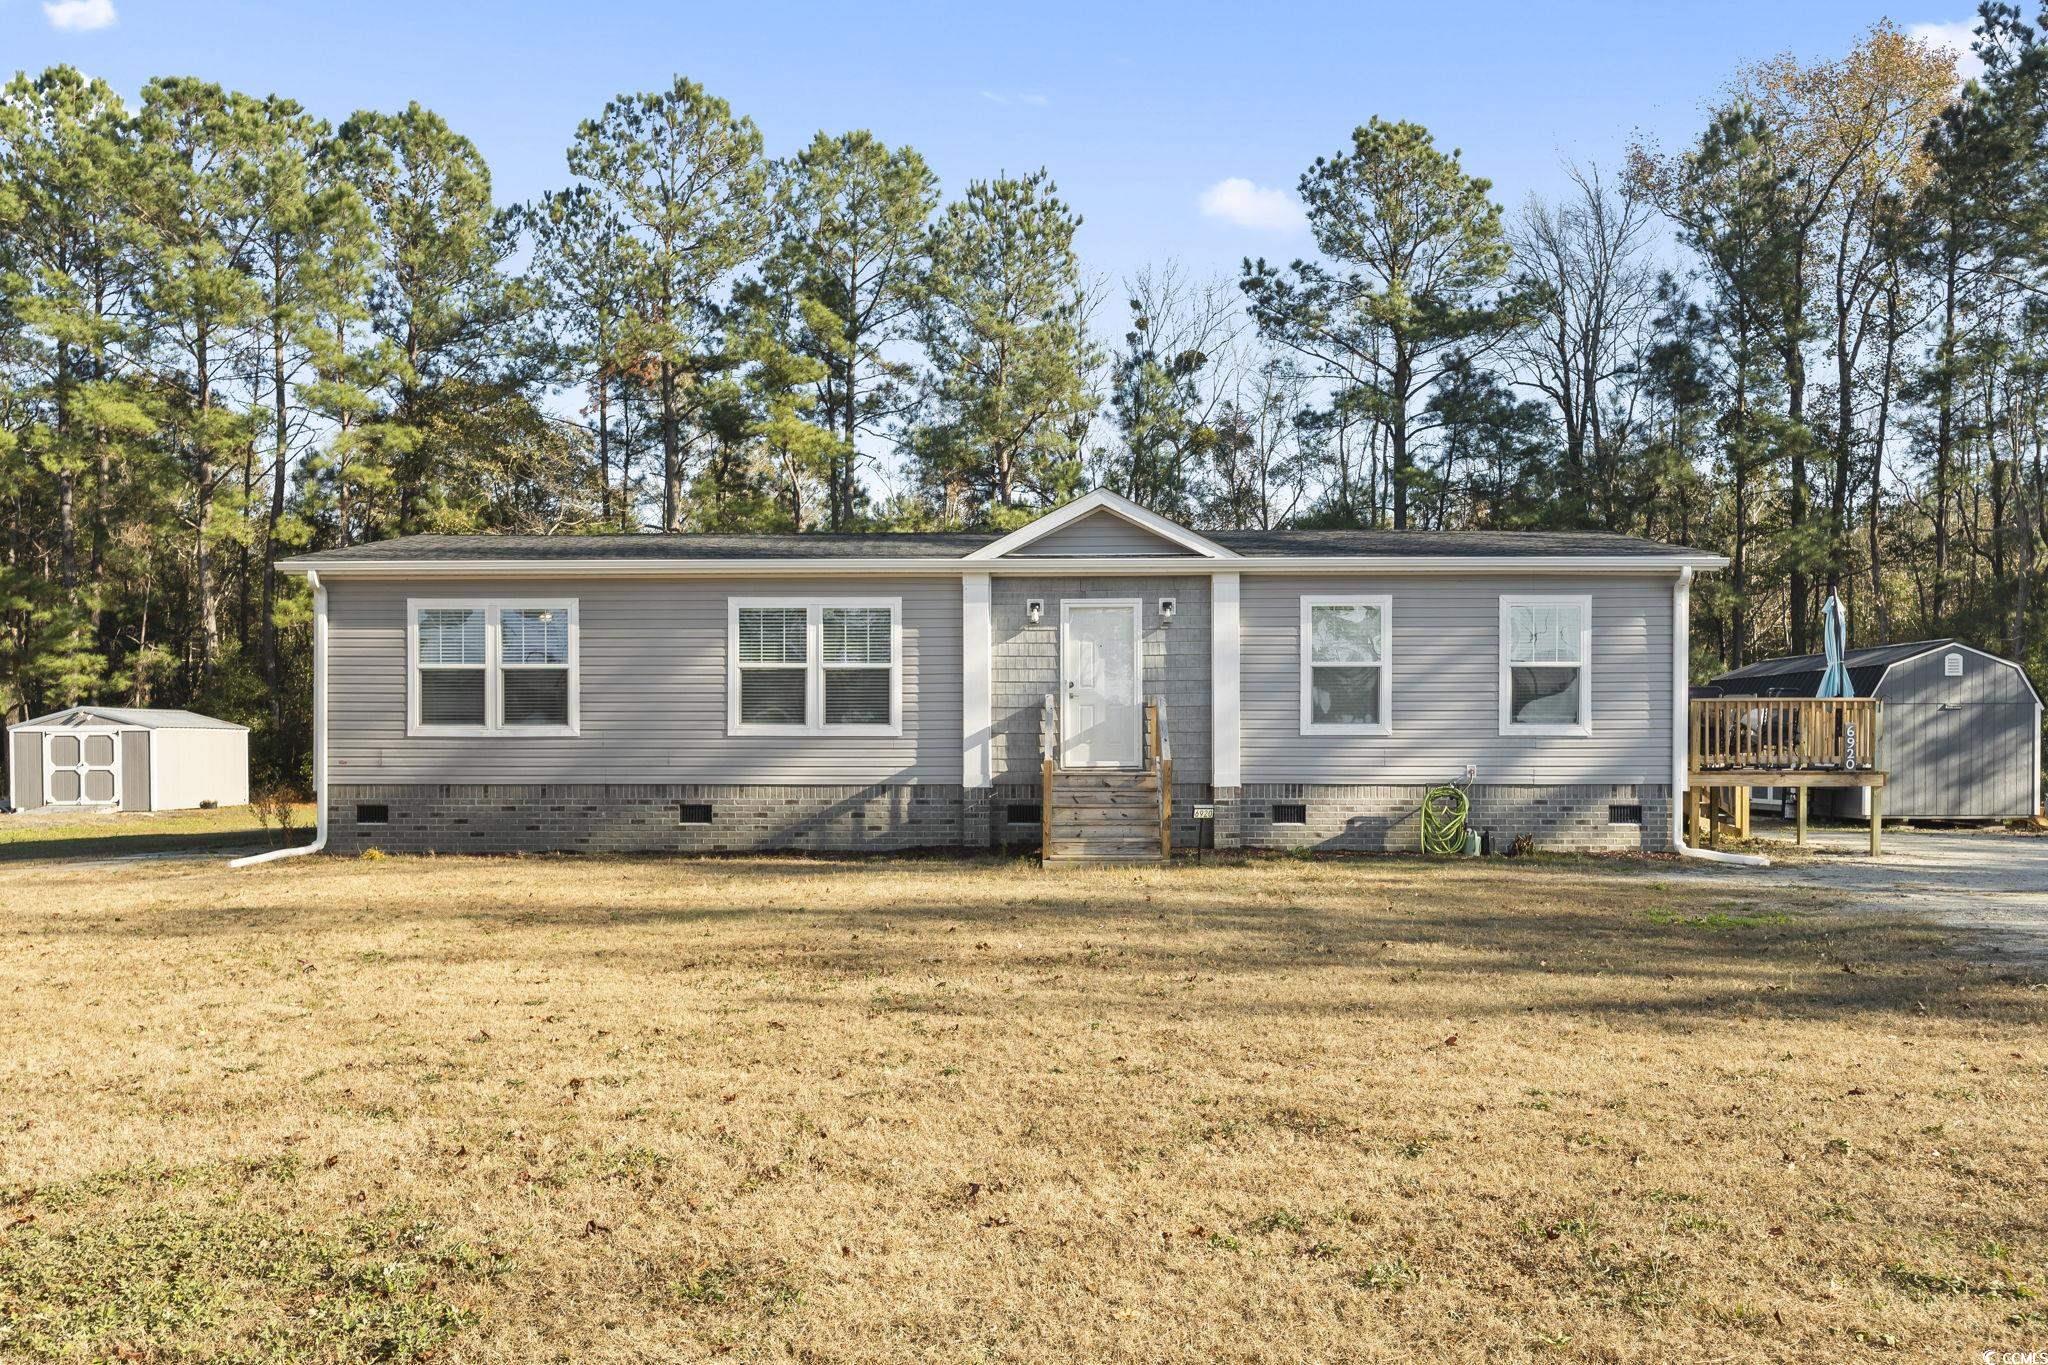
xmin=1711 ymin=639 xmax=2043 ymax=822
xmin=7 ymin=707 xmax=249 ymax=813
xmin=274 ymin=490 xmax=1728 ymax=861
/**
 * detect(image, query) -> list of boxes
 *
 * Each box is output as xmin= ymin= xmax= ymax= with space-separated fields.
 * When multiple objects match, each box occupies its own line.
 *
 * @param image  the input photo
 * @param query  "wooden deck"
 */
xmin=1687 ymin=698 xmax=1889 ymax=853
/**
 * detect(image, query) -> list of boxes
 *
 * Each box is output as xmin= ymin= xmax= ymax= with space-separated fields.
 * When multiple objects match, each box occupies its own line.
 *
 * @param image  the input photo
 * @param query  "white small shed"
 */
xmin=6 ymin=707 xmax=249 ymax=813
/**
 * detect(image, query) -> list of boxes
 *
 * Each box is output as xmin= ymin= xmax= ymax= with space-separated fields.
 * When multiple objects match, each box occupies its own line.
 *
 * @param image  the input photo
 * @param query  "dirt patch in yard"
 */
xmin=0 ymin=854 xmax=2041 ymax=1361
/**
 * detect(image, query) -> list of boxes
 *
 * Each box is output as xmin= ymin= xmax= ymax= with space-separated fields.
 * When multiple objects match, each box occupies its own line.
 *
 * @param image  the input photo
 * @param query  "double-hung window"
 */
xmin=1299 ymin=595 xmax=1392 ymax=735
xmin=729 ymin=598 xmax=901 ymax=735
xmin=409 ymin=599 xmax=578 ymax=736
xmin=1499 ymin=595 xmax=1591 ymax=735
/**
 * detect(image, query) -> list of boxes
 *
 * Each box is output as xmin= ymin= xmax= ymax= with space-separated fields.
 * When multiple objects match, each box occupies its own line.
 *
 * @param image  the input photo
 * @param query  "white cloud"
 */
xmin=1198 ymin=177 xmax=1304 ymax=234
xmin=1909 ymin=19 xmax=1986 ymax=82
xmin=979 ymin=90 xmax=1049 ymax=108
xmin=43 ymin=0 xmax=117 ymax=29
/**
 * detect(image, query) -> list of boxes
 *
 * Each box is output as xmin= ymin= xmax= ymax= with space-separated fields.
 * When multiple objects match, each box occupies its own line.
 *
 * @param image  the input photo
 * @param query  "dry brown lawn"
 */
xmin=0 ymin=849 xmax=2043 ymax=1363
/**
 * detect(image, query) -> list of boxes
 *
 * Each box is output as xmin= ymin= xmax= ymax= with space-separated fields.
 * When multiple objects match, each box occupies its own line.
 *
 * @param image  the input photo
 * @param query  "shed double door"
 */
xmin=45 ymin=729 xmax=121 ymax=806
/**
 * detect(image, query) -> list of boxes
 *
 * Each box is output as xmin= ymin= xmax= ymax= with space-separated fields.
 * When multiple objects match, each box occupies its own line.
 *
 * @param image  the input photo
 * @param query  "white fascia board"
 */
xmin=963 ymin=489 xmax=1240 ymax=560
xmin=281 ymin=554 xmax=1728 ymax=579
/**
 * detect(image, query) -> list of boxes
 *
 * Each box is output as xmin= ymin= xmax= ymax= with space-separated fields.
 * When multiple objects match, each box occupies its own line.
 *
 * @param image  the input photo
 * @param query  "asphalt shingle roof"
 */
xmin=286 ymin=527 xmax=1705 ymax=564
xmin=1709 ymin=640 xmax=1955 ymax=698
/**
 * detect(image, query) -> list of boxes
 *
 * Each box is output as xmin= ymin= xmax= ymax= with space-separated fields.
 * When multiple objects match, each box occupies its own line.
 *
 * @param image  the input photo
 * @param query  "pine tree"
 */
xmin=1242 ymin=118 xmax=1523 ymax=529
xmin=525 ymin=186 xmax=637 ymax=527
xmin=913 ymin=170 xmax=1098 ymax=521
xmin=763 ymin=130 xmax=936 ymax=529
xmin=338 ymin=102 xmax=542 ymax=535
xmin=567 ymin=78 xmax=770 ymax=531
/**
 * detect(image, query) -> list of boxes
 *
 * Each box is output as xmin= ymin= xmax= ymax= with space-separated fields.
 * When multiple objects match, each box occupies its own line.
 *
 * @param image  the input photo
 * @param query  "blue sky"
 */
xmin=7 ymin=0 xmax=1980 ymax=287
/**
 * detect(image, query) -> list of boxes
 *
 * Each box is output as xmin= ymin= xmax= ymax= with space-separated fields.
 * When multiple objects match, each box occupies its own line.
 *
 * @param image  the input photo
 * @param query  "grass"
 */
xmin=0 ymin=803 xmax=312 ymax=862
xmin=0 ymin=849 xmax=2042 ymax=1360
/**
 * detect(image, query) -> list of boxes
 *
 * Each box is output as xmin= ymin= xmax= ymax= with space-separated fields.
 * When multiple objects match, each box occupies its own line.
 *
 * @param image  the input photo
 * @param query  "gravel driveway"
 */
xmin=1674 ymin=825 xmax=2048 ymax=962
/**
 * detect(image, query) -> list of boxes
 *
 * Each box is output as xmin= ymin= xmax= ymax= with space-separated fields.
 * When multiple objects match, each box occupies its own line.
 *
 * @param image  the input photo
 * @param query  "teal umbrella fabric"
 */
xmin=1817 ymin=593 xmax=1853 ymax=698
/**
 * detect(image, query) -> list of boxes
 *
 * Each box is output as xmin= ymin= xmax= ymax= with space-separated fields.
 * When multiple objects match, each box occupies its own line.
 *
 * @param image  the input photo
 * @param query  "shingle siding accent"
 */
xmin=989 ymin=576 xmax=1211 ymax=784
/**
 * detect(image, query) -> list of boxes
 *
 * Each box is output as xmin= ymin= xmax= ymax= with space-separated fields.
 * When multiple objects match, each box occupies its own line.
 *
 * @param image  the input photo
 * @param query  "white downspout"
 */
xmin=232 ymin=568 xmax=327 ymax=866
xmin=1671 ymin=566 xmax=1768 ymax=867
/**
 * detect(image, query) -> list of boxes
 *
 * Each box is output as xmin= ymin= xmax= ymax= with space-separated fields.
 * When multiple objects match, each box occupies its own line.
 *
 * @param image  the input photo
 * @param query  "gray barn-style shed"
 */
xmin=6 ymin=707 xmax=249 ymax=813
xmin=1711 ymin=640 xmax=2042 ymax=820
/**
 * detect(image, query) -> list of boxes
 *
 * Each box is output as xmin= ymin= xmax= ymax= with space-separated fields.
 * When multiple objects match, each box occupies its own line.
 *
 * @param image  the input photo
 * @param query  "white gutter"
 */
xmin=275 ymin=552 xmax=1731 ymax=581
xmin=1671 ymin=566 xmax=1767 ymax=867
xmin=231 ymin=569 xmax=327 ymax=867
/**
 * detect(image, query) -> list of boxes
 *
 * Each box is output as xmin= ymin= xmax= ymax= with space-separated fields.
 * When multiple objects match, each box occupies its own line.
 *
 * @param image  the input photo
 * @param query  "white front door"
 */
xmin=1061 ymin=600 xmax=1143 ymax=768
xmin=45 ymin=729 xmax=120 ymax=806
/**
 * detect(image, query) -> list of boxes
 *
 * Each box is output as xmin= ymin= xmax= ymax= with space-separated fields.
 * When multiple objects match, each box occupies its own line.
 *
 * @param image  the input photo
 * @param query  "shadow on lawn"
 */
xmin=33 ymin=853 xmax=2038 ymax=1027
xmin=0 ymin=827 xmax=310 ymax=863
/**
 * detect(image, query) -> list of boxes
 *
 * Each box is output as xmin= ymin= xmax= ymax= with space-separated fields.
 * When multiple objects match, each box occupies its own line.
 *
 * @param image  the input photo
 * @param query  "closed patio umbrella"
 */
xmin=1817 ymin=593 xmax=1853 ymax=699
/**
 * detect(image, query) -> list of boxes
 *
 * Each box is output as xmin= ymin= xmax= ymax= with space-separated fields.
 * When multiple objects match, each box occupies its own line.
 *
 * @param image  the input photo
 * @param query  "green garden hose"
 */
xmin=1420 ymin=784 xmax=1470 ymax=856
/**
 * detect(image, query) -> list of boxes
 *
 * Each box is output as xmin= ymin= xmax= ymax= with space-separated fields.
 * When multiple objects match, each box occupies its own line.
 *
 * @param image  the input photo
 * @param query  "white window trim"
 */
xmin=726 ymin=597 xmax=903 ymax=737
xmin=1299 ymin=594 xmax=1393 ymax=736
xmin=406 ymin=597 xmax=580 ymax=738
xmin=1499 ymin=593 xmax=1592 ymax=737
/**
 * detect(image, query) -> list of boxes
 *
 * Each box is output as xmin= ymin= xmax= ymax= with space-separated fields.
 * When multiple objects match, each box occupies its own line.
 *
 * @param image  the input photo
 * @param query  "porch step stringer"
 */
xmin=1040 ymin=769 xmax=1166 ymax=867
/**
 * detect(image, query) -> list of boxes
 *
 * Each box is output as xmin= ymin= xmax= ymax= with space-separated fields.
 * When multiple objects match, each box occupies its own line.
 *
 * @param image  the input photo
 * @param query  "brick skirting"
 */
xmin=324 ymin=781 xmax=1669 ymax=856
xmin=328 ymin=783 xmax=966 ymax=855
xmin=1235 ymin=783 xmax=1670 ymax=854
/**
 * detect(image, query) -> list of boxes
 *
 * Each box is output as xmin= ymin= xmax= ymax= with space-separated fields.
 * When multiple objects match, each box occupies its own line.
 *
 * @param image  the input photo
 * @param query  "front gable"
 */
xmin=967 ymin=489 xmax=1237 ymax=561
xmin=1006 ymin=508 xmax=1200 ymax=557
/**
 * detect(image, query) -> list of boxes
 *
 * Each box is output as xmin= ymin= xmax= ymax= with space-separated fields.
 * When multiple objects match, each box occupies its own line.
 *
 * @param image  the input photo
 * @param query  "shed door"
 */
xmin=1061 ymin=601 xmax=1143 ymax=769
xmin=45 ymin=729 xmax=121 ymax=806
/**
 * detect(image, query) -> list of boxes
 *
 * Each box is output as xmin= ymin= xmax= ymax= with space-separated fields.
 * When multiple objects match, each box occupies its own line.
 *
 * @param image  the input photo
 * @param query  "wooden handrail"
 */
xmin=1689 ymin=697 xmax=1883 ymax=772
xmin=1147 ymin=697 xmax=1172 ymax=860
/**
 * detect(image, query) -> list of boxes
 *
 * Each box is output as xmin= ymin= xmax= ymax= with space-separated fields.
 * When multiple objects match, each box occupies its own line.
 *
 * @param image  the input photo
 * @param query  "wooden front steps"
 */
xmin=1038 ymin=696 xmax=1175 ymax=868
xmin=1043 ymin=770 xmax=1165 ymax=866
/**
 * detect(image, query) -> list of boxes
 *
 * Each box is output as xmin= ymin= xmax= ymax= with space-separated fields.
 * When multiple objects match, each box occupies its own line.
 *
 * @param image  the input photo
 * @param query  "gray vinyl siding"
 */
xmin=1241 ymin=573 xmax=1674 ymax=786
xmin=120 ymin=730 xmax=150 ymax=810
xmin=1009 ymin=510 xmax=1199 ymax=556
xmin=990 ymin=575 xmax=1211 ymax=783
xmin=1882 ymin=644 xmax=2037 ymax=706
xmin=1875 ymin=647 xmax=2040 ymax=818
xmin=9 ymin=731 xmax=40 ymax=810
xmin=327 ymin=576 xmax=962 ymax=786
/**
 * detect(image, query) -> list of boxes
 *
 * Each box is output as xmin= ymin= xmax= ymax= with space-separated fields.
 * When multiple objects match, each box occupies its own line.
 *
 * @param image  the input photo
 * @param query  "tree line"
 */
xmin=2 ymin=10 xmax=2043 ymax=788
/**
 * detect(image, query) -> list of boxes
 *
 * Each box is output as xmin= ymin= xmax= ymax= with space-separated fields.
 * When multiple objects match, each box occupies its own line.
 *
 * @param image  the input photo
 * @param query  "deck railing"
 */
xmin=1689 ymin=697 xmax=1882 ymax=773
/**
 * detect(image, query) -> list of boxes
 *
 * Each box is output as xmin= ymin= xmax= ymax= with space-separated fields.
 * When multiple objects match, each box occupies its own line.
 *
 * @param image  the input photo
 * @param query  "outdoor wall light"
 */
xmin=1026 ymin=599 xmax=1045 ymax=625
xmin=1159 ymin=597 xmax=1177 ymax=625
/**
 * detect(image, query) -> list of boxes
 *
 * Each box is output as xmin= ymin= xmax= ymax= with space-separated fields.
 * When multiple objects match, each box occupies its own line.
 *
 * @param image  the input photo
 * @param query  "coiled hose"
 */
xmin=1420 ymin=783 xmax=1470 ymax=856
